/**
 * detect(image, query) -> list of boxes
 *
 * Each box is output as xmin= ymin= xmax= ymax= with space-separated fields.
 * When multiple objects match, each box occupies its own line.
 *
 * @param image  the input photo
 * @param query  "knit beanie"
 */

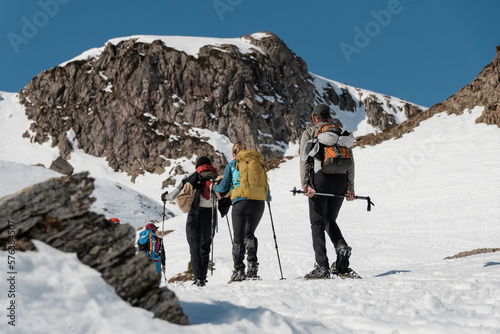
xmin=196 ymin=156 xmax=212 ymax=168
xmin=145 ymin=223 xmax=158 ymax=231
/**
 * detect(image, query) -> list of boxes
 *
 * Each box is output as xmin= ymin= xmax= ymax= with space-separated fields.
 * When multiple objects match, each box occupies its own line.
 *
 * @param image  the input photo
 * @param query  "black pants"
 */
xmin=309 ymin=172 xmax=348 ymax=269
xmin=186 ymin=207 xmax=213 ymax=280
xmin=232 ymin=200 xmax=265 ymax=270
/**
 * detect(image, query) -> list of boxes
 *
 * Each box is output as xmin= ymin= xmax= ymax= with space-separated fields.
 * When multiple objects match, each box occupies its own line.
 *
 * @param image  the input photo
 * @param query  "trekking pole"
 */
xmin=161 ymin=193 xmax=168 ymax=283
xmin=267 ymin=201 xmax=285 ymax=280
xmin=290 ymin=187 xmax=375 ymax=212
xmin=210 ymin=185 xmax=217 ymax=276
xmin=226 ymin=215 xmax=233 ymax=245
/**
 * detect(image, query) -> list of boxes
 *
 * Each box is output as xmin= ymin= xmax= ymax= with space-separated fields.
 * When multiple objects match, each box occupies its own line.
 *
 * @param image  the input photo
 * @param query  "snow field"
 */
xmin=1 ymin=92 xmax=499 ymax=333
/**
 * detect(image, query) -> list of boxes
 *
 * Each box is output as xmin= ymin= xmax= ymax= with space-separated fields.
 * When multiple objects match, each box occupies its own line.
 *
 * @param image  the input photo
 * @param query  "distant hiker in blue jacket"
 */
xmin=213 ymin=142 xmax=271 ymax=282
xmin=137 ymin=223 xmax=166 ymax=275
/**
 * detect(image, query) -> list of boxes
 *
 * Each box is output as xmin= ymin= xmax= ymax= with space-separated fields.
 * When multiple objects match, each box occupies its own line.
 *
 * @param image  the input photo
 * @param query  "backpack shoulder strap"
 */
xmin=149 ymin=232 xmax=153 ymax=256
xmin=236 ymin=149 xmax=264 ymax=163
xmin=317 ymin=124 xmax=341 ymax=136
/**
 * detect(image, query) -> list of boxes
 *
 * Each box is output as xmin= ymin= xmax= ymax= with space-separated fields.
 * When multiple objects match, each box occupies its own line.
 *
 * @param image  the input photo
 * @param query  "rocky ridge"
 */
xmin=18 ymin=32 xmax=425 ymax=182
xmin=0 ymin=173 xmax=189 ymax=325
xmin=356 ymin=45 xmax=500 ymax=147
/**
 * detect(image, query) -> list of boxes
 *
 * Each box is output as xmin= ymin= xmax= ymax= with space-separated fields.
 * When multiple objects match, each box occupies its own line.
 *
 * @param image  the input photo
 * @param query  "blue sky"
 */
xmin=1 ymin=0 xmax=499 ymax=108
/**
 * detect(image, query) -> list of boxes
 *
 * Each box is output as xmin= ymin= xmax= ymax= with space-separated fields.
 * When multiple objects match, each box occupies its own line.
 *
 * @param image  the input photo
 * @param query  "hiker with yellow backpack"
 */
xmin=213 ymin=142 xmax=271 ymax=282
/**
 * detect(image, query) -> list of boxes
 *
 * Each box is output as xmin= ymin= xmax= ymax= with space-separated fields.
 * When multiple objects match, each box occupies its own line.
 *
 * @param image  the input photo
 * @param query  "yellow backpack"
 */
xmin=231 ymin=150 xmax=269 ymax=201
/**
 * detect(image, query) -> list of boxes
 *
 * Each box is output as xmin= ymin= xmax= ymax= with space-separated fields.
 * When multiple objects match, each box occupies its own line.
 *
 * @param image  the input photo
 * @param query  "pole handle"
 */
xmin=161 ymin=190 xmax=169 ymax=203
xmin=291 ymin=187 xmax=305 ymax=196
xmin=355 ymin=195 xmax=375 ymax=211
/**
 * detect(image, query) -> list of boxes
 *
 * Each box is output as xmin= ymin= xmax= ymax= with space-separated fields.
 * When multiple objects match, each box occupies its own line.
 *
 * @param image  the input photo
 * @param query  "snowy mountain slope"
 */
xmin=8 ymin=240 xmax=500 ymax=334
xmin=0 ymin=160 xmax=167 ymax=230
xmin=0 ymin=90 xmax=177 ymax=224
xmin=0 ymin=91 xmax=60 ymax=168
xmin=311 ymin=73 xmax=426 ymax=135
xmin=0 ymin=91 xmax=171 ymax=228
xmin=1 ymin=95 xmax=500 ymax=333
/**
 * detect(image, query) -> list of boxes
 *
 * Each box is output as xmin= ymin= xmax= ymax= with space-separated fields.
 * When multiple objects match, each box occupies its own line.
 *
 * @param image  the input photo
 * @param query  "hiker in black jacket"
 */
xmin=164 ymin=157 xmax=218 ymax=287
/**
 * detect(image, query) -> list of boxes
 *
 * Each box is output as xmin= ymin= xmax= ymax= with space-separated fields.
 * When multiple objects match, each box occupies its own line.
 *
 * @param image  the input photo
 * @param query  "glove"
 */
xmin=214 ymin=176 xmax=223 ymax=185
xmin=161 ymin=191 xmax=169 ymax=202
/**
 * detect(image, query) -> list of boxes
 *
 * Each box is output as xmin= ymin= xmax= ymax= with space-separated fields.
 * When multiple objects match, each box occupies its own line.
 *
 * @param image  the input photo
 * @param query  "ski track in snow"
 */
xmin=1 ymin=91 xmax=500 ymax=333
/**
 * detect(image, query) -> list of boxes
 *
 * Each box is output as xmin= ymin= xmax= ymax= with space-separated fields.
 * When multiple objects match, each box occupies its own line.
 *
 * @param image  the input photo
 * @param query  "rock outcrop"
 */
xmin=49 ymin=155 xmax=74 ymax=175
xmin=356 ymin=45 xmax=500 ymax=147
xmin=18 ymin=32 xmax=424 ymax=181
xmin=19 ymin=33 xmax=313 ymax=180
xmin=0 ymin=173 xmax=189 ymax=325
xmin=445 ymin=45 xmax=500 ymax=126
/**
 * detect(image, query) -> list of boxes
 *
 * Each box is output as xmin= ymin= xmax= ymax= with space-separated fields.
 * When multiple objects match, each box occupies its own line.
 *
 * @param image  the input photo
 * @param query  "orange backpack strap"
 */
xmin=317 ymin=124 xmax=341 ymax=136
xmin=149 ymin=232 xmax=153 ymax=256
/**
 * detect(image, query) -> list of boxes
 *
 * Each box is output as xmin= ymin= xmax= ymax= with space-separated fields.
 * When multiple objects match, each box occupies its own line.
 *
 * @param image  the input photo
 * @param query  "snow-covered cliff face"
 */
xmin=311 ymin=73 xmax=424 ymax=136
xmin=18 ymin=32 xmax=424 ymax=182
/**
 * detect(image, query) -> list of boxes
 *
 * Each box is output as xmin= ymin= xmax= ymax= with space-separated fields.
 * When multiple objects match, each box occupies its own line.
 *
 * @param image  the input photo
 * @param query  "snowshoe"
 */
xmin=304 ymin=264 xmax=330 ymax=279
xmin=338 ymin=269 xmax=361 ymax=279
xmin=192 ymin=278 xmax=207 ymax=287
xmin=330 ymin=263 xmax=361 ymax=279
xmin=227 ymin=269 xmax=246 ymax=283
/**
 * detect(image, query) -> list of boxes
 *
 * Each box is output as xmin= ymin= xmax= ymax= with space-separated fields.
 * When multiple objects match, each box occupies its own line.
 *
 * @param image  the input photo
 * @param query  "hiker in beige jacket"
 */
xmin=298 ymin=104 xmax=356 ymax=279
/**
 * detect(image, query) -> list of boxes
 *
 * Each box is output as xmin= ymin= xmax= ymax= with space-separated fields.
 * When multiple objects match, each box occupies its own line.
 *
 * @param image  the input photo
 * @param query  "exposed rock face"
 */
xmin=0 ymin=173 xmax=189 ymax=325
xmin=356 ymin=45 xmax=500 ymax=147
xmin=18 ymin=32 xmax=424 ymax=181
xmin=49 ymin=155 xmax=74 ymax=175
xmin=444 ymin=248 xmax=500 ymax=260
xmin=446 ymin=45 xmax=500 ymax=126
xmin=19 ymin=33 xmax=313 ymax=180
xmin=364 ymin=97 xmax=396 ymax=130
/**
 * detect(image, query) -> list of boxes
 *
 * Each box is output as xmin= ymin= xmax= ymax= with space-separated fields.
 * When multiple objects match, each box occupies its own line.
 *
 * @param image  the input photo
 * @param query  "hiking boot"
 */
xmin=192 ymin=279 xmax=207 ymax=287
xmin=246 ymin=262 xmax=259 ymax=279
xmin=229 ymin=269 xmax=246 ymax=282
xmin=335 ymin=246 xmax=352 ymax=273
xmin=304 ymin=264 xmax=330 ymax=279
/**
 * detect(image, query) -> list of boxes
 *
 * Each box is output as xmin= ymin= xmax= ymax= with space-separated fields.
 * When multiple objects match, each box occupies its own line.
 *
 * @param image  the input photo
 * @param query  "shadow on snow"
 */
xmin=484 ymin=261 xmax=500 ymax=267
xmin=374 ymin=270 xmax=411 ymax=277
xmin=180 ymin=300 xmax=271 ymax=325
